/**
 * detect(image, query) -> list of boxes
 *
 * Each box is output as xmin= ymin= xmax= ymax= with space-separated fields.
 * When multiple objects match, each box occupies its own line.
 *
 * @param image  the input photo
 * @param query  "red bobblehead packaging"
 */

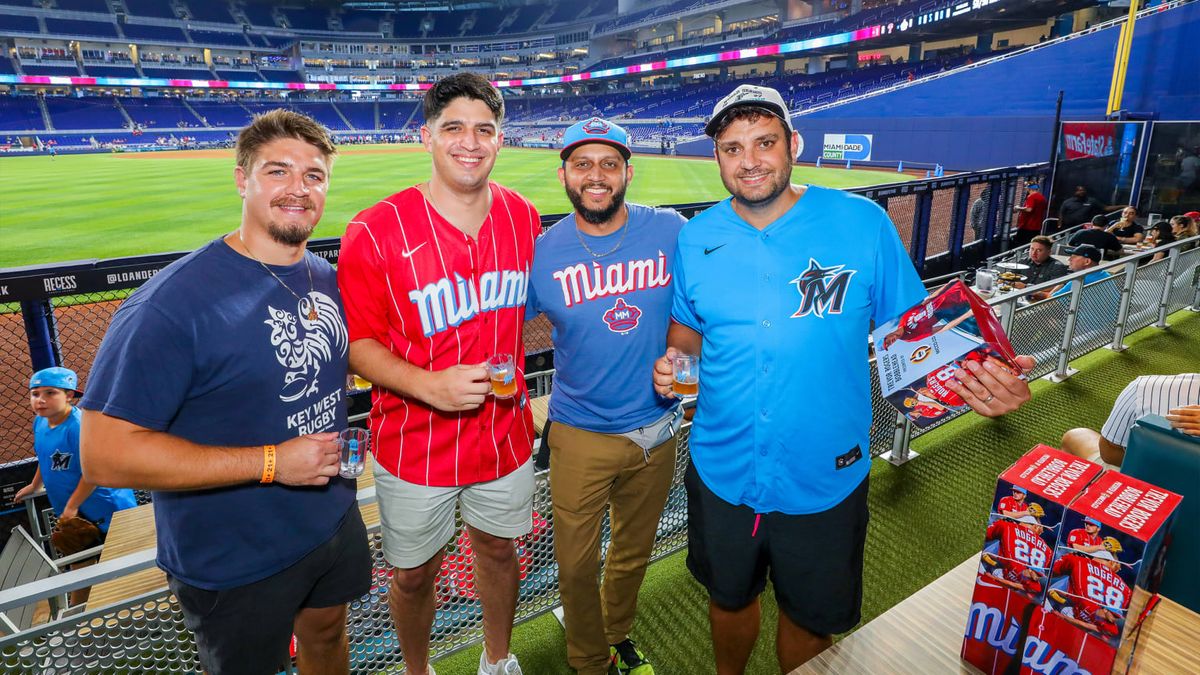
xmin=872 ymin=280 xmax=1020 ymax=428
xmin=1032 ymin=471 xmax=1182 ymax=674
xmin=962 ymin=446 xmax=1103 ymax=674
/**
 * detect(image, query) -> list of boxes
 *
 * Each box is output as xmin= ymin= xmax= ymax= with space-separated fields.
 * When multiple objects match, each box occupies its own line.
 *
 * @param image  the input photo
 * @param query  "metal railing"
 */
xmin=0 ymin=240 xmax=1194 ymax=671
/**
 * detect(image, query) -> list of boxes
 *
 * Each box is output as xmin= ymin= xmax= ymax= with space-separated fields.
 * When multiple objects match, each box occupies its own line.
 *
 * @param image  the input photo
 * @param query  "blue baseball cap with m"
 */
xmin=30 ymin=366 xmax=82 ymax=394
xmin=560 ymin=117 xmax=631 ymax=161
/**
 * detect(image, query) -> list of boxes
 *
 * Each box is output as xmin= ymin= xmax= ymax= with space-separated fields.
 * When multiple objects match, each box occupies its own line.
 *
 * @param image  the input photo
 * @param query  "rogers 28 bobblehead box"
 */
xmin=1033 ymin=471 xmax=1182 ymax=674
xmin=872 ymin=280 xmax=1019 ymax=428
xmin=962 ymin=446 xmax=1103 ymax=675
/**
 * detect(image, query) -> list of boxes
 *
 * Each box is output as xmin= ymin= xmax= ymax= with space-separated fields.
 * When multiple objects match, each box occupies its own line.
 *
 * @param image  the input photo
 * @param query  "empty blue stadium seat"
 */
xmin=22 ymin=64 xmax=82 ymax=77
xmin=85 ymin=65 xmax=140 ymax=78
xmin=336 ymin=101 xmax=376 ymax=131
xmin=140 ymin=67 xmax=214 ymax=80
xmin=340 ymin=11 xmax=380 ymax=33
xmin=214 ymin=70 xmax=262 ymax=82
xmin=120 ymin=97 xmax=203 ymax=128
xmin=187 ymin=100 xmax=253 ymax=127
xmin=185 ymin=1 xmax=235 ymax=24
xmin=54 ymin=0 xmax=110 ymax=12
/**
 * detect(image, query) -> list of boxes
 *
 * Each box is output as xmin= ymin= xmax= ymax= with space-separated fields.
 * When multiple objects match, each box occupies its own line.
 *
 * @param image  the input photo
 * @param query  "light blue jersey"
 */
xmin=527 ymin=203 xmax=685 ymax=433
xmin=34 ymin=407 xmax=137 ymax=532
xmin=671 ymin=185 xmax=926 ymax=514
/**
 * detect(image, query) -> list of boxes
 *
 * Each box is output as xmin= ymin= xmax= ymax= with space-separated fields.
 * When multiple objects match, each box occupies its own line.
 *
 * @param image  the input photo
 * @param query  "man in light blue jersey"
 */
xmin=527 ymin=118 xmax=685 ymax=675
xmin=652 ymin=84 xmax=1035 ymax=673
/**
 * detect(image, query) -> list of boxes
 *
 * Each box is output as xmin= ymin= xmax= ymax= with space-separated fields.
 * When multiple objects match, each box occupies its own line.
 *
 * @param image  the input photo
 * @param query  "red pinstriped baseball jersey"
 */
xmin=338 ymin=183 xmax=538 ymax=487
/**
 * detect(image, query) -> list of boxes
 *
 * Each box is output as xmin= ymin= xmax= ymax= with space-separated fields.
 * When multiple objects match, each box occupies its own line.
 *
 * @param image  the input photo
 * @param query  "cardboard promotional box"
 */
xmin=962 ymin=446 xmax=1104 ymax=674
xmin=1033 ymin=471 xmax=1182 ymax=673
xmin=872 ymin=280 xmax=1020 ymax=428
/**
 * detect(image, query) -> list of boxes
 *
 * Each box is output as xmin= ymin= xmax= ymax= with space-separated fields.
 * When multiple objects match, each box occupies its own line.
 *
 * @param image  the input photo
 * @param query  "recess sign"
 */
xmin=822 ymin=133 xmax=873 ymax=161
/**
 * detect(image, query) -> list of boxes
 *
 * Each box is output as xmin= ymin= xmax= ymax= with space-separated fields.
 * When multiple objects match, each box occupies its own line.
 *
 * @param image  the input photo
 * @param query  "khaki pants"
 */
xmin=548 ymin=422 xmax=677 ymax=675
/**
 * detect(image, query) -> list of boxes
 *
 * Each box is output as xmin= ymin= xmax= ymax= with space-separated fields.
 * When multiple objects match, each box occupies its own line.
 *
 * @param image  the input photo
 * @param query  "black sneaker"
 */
xmin=609 ymin=639 xmax=654 ymax=675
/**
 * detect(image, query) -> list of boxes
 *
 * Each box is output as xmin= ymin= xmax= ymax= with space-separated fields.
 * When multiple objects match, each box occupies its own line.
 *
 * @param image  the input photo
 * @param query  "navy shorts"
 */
xmin=168 ymin=505 xmax=372 ymax=675
xmin=684 ymin=462 xmax=870 ymax=636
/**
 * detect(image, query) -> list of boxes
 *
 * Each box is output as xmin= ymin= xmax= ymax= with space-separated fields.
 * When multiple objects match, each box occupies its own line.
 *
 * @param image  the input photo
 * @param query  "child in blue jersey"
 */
xmin=13 ymin=367 xmax=137 ymax=536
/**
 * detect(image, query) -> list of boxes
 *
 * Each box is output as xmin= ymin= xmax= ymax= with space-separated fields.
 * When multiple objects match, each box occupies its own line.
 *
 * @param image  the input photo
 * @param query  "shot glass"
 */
xmin=487 ymin=353 xmax=517 ymax=399
xmin=339 ymin=428 xmax=370 ymax=479
xmin=672 ymin=353 xmax=699 ymax=398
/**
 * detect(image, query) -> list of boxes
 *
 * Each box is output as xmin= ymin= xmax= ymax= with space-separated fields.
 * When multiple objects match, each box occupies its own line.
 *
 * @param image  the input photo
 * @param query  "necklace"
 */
xmin=238 ymin=231 xmax=318 ymax=320
xmin=575 ymin=216 xmax=629 ymax=259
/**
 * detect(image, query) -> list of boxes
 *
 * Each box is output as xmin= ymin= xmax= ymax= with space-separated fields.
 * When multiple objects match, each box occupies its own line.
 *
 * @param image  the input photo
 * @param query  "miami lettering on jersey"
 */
xmin=550 ymin=251 xmax=671 ymax=308
xmin=409 ymin=268 xmax=530 ymax=337
xmin=789 ymin=258 xmax=856 ymax=318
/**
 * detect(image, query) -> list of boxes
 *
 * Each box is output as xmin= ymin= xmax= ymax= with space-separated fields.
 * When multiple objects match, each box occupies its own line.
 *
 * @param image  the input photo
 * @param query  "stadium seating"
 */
xmin=212 ymin=70 xmax=261 ymax=82
xmin=0 ymin=14 xmax=38 ymax=34
xmin=260 ymin=69 xmax=302 ymax=83
xmin=44 ymin=97 xmax=126 ymax=130
xmin=340 ymin=11 xmax=381 ymax=33
xmin=120 ymin=23 xmax=189 ymax=43
xmin=122 ymin=0 xmax=178 ymax=20
xmin=238 ymin=2 xmax=275 ymax=26
xmin=188 ymin=30 xmax=252 ymax=48
xmin=120 ymin=97 xmax=204 ymax=128
xmin=282 ymin=8 xmax=330 ymax=31
xmin=184 ymin=1 xmax=236 ymax=24
xmin=0 ymin=97 xmax=45 ymax=131
xmin=336 ymin=101 xmax=377 ymax=130
xmin=0 ymin=56 xmax=15 ymax=74
xmin=378 ymin=100 xmax=420 ymax=130
xmin=187 ymin=100 xmax=254 ymax=127
xmin=43 ymin=18 xmax=120 ymax=39
xmin=141 ymin=67 xmax=215 ymax=80
xmin=21 ymin=64 xmax=82 ymax=77
xmin=84 ymin=65 xmax=141 ymax=78
xmin=54 ymin=0 xmax=110 ymax=12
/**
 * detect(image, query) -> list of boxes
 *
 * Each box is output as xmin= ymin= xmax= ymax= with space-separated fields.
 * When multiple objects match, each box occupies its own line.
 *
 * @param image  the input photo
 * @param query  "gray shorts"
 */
xmin=373 ymin=459 xmax=535 ymax=569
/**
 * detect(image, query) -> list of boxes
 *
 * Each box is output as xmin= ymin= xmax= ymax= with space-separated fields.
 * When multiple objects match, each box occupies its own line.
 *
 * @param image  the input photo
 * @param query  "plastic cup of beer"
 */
xmin=487 ymin=353 xmax=518 ymax=399
xmin=672 ymin=353 xmax=699 ymax=398
xmin=339 ymin=428 xmax=369 ymax=479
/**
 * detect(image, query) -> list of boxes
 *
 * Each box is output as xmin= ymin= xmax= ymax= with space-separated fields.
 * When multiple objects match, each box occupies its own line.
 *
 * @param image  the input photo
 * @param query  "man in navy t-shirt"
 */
xmin=651 ymin=85 xmax=1035 ymax=673
xmin=527 ymin=118 xmax=684 ymax=675
xmin=80 ymin=110 xmax=371 ymax=675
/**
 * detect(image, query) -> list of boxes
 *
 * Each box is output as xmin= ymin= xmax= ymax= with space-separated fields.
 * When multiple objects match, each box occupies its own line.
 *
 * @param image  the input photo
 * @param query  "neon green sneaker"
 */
xmin=609 ymin=639 xmax=654 ymax=675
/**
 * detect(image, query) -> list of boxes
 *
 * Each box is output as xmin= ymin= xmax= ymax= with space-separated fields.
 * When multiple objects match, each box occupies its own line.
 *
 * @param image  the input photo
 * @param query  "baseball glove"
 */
xmin=1103 ymin=536 xmax=1123 ymax=554
xmin=51 ymin=516 xmax=102 ymax=556
xmin=1027 ymin=502 xmax=1045 ymax=518
xmin=1048 ymin=589 xmax=1067 ymax=604
xmin=982 ymin=553 xmax=998 ymax=566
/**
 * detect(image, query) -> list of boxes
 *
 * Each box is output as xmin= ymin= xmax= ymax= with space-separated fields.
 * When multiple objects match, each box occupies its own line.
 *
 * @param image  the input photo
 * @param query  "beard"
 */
xmin=267 ymin=198 xmax=318 ymax=245
xmin=566 ymin=181 xmax=628 ymax=226
xmin=723 ymin=164 xmax=792 ymax=208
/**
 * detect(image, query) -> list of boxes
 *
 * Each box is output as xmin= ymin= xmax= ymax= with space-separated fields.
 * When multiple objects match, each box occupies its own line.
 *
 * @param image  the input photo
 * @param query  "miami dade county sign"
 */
xmin=825 ymin=132 xmax=873 ymax=162
xmin=822 ymin=133 xmax=873 ymax=161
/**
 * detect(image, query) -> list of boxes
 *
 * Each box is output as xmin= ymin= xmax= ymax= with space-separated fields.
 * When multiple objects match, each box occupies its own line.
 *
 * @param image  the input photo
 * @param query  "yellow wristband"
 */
xmin=261 ymin=445 xmax=277 ymax=484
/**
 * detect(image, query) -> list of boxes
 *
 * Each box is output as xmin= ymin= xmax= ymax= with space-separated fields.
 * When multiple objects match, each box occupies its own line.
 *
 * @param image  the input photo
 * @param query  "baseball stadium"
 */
xmin=0 ymin=0 xmax=1197 ymax=673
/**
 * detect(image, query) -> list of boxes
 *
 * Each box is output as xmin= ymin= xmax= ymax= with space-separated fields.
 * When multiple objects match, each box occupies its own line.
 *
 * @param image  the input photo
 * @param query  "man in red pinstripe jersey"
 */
xmin=338 ymin=73 xmax=539 ymax=675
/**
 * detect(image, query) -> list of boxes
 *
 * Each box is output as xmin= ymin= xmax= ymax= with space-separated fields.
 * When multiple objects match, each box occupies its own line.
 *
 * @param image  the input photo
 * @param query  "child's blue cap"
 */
xmin=30 ymin=367 xmax=82 ymax=395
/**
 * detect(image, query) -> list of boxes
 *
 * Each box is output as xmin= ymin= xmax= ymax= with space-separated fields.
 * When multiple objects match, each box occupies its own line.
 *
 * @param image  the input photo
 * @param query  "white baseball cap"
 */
xmin=705 ymin=84 xmax=794 ymax=138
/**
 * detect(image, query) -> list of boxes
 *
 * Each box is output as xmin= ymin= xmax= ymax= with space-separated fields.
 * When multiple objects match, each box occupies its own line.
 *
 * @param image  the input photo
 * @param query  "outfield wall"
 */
xmin=678 ymin=1 xmax=1200 ymax=170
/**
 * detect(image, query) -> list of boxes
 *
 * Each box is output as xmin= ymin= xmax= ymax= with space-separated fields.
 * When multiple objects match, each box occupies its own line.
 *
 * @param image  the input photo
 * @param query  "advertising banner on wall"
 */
xmin=822 ymin=133 xmax=873 ymax=161
xmin=1060 ymin=122 xmax=1118 ymax=160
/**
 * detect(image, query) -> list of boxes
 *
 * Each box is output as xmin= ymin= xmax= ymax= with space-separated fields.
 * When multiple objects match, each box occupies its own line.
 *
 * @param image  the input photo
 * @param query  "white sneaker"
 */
xmin=478 ymin=651 xmax=522 ymax=675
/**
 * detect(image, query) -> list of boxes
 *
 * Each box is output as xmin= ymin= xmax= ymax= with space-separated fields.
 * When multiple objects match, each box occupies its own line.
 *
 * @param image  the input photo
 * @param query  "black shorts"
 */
xmin=684 ymin=462 xmax=870 ymax=636
xmin=167 ymin=505 xmax=373 ymax=675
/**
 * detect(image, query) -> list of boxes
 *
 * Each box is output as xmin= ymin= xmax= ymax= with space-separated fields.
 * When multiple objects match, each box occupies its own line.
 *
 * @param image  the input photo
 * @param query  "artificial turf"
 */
xmin=430 ymin=310 xmax=1200 ymax=674
xmin=0 ymin=145 xmax=910 ymax=268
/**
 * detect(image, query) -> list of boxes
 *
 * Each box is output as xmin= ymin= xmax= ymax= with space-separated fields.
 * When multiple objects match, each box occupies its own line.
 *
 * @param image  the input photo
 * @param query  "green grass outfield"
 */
xmin=0 ymin=145 xmax=913 ymax=268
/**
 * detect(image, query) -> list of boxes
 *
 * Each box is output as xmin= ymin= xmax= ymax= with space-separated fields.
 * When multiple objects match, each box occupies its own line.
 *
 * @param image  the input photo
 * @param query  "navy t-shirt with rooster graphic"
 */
xmin=82 ymin=238 xmax=354 ymax=590
xmin=526 ymin=203 xmax=685 ymax=433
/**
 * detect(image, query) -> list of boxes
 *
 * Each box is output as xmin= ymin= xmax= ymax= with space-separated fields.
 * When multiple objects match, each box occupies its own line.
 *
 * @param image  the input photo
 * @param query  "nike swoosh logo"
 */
xmin=401 ymin=242 xmax=427 ymax=259
xmin=704 ymin=244 xmax=726 ymax=255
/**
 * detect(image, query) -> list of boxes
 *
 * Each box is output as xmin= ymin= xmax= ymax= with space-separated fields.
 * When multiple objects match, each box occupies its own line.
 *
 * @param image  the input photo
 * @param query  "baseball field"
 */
xmin=0 ymin=144 xmax=915 ymax=269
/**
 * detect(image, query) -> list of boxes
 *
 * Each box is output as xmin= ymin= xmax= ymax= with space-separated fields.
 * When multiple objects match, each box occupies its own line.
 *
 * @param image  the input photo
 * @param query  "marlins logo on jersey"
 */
xmin=790 ymin=258 xmax=856 ymax=318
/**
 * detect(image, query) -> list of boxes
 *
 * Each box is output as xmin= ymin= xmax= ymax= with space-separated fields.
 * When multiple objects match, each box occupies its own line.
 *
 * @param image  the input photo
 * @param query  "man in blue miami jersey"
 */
xmin=652 ymin=84 xmax=1036 ymax=673
xmin=527 ymin=118 xmax=684 ymax=675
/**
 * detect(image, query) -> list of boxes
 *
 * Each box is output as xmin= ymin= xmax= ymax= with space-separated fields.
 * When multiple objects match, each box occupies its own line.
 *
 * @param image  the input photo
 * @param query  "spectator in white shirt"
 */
xmin=1061 ymin=373 xmax=1200 ymax=467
